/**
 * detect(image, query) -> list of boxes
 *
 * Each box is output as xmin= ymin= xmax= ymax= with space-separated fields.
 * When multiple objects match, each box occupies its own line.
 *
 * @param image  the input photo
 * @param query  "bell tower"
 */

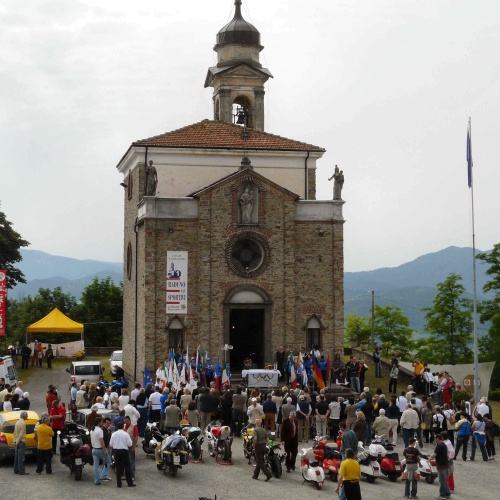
xmin=204 ymin=0 xmax=272 ymax=132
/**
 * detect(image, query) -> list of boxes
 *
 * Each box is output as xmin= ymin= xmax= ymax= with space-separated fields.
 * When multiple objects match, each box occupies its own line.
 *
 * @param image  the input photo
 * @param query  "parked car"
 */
xmin=0 ymin=410 xmax=40 ymax=460
xmin=74 ymin=409 xmax=120 ymax=431
xmin=66 ymin=361 xmax=105 ymax=389
xmin=109 ymin=350 xmax=123 ymax=376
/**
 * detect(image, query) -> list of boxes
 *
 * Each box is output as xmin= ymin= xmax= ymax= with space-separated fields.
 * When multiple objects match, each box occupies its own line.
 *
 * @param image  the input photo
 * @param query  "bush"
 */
xmin=489 ymin=389 xmax=500 ymax=401
xmin=452 ymin=389 xmax=472 ymax=406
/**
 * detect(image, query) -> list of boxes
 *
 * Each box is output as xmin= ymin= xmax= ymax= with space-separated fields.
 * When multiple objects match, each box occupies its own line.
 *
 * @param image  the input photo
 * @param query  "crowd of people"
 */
xmin=2 ymin=348 xmax=499 ymax=498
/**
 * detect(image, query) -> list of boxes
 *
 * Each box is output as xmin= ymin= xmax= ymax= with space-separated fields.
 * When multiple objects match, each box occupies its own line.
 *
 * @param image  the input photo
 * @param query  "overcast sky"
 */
xmin=1 ymin=0 xmax=499 ymax=272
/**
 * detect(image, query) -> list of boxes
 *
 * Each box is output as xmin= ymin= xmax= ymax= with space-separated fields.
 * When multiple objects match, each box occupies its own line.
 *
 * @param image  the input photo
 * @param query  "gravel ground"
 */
xmin=1 ymin=361 xmax=498 ymax=500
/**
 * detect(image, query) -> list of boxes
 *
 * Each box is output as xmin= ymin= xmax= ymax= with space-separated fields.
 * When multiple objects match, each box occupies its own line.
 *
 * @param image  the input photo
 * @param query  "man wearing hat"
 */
xmin=247 ymin=397 xmax=264 ymax=425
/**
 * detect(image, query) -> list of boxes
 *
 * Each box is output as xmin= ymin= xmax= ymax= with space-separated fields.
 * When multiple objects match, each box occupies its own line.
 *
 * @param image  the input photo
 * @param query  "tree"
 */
xmin=420 ymin=273 xmax=473 ymax=365
xmin=477 ymin=244 xmax=500 ymax=387
xmin=345 ymin=313 xmax=371 ymax=346
xmin=373 ymin=305 xmax=415 ymax=359
xmin=72 ymin=277 xmax=123 ymax=347
xmin=0 ymin=205 xmax=30 ymax=288
xmin=7 ymin=287 xmax=77 ymax=342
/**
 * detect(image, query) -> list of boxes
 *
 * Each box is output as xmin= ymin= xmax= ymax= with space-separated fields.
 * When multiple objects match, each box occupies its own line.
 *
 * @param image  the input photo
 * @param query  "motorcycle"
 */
xmin=142 ymin=422 xmax=171 ymax=455
xmin=180 ymin=424 xmax=203 ymax=461
xmin=205 ymin=422 xmax=233 ymax=462
xmin=368 ymin=435 xmax=403 ymax=482
xmin=313 ymin=435 xmax=342 ymax=482
xmin=298 ymin=447 xmax=325 ymax=490
xmin=154 ymin=433 xmax=189 ymax=477
xmin=58 ymin=422 xmax=92 ymax=481
xmin=356 ymin=441 xmax=381 ymax=483
xmin=266 ymin=434 xmax=285 ymax=478
xmin=241 ymin=424 xmax=255 ymax=462
xmin=242 ymin=426 xmax=283 ymax=477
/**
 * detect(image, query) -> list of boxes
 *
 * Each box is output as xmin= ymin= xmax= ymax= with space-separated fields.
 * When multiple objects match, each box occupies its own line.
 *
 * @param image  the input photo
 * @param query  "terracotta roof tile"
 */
xmin=132 ymin=120 xmax=324 ymax=152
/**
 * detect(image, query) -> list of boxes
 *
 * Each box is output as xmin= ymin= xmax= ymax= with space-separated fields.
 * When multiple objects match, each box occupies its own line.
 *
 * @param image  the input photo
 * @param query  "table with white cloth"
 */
xmin=242 ymin=369 xmax=281 ymax=388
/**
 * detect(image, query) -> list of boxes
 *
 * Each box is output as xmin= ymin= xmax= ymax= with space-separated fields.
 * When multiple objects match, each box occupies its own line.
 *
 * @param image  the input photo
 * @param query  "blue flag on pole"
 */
xmin=467 ymin=123 xmax=473 ymax=188
xmin=143 ymin=366 xmax=152 ymax=387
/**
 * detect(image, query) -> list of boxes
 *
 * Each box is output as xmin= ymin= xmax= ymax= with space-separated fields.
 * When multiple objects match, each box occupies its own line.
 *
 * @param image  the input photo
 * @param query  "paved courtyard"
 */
xmin=1 ymin=362 xmax=497 ymax=500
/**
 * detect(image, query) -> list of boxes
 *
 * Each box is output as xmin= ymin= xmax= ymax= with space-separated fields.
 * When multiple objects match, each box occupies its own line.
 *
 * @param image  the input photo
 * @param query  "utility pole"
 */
xmin=371 ymin=290 xmax=375 ymax=347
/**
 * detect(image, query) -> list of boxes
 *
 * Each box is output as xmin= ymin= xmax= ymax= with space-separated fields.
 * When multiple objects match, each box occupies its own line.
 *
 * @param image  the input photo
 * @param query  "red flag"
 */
xmin=312 ymin=351 xmax=325 ymax=389
xmin=0 ymin=270 xmax=6 ymax=337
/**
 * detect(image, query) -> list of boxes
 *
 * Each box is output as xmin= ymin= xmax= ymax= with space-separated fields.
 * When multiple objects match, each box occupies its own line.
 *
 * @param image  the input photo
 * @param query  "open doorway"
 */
xmin=229 ymin=309 xmax=264 ymax=370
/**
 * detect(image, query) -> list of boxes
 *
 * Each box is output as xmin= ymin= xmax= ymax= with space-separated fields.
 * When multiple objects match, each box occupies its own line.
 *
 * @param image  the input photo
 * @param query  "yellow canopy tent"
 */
xmin=26 ymin=308 xmax=84 ymax=348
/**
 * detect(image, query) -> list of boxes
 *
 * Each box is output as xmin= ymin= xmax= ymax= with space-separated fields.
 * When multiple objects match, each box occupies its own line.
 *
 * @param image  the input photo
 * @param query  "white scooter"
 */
xmin=401 ymin=446 xmax=437 ymax=484
xmin=298 ymin=447 xmax=325 ymax=490
xmin=357 ymin=441 xmax=380 ymax=483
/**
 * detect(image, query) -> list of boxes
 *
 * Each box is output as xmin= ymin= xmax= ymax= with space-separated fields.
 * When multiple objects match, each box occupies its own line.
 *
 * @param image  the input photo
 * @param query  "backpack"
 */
xmin=490 ymin=422 xmax=500 ymax=437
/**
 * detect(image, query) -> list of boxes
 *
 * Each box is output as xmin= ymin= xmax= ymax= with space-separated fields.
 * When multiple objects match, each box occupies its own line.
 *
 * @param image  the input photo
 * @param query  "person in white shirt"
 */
xmin=118 ymin=389 xmax=130 ymax=411
xmin=90 ymin=417 xmax=110 ymax=485
xmin=400 ymin=404 xmax=420 ymax=448
xmin=124 ymin=400 xmax=140 ymax=425
xmin=109 ymin=422 xmax=135 ymax=487
xmin=14 ymin=382 xmax=24 ymax=399
xmin=130 ymin=383 xmax=141 ymax=401
xmin=397 ymin=392 xmax=408 ymax=414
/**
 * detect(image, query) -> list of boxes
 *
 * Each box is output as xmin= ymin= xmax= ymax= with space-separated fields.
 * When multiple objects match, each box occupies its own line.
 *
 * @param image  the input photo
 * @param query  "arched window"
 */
xmin=306 ymin=316 xmax=321 ymax=351
xmin=168 ymin=317 xmax=184 ymax=351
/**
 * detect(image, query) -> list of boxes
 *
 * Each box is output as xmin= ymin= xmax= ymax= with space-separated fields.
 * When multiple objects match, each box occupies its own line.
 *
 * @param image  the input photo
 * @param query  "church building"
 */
xmin=117 ymin=0 xmax=345 ymax=381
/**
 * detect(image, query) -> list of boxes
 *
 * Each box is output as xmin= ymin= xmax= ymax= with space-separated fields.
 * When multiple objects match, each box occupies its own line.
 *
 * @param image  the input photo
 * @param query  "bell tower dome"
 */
xmin=204 ymin=0 xmax=272 ymax=131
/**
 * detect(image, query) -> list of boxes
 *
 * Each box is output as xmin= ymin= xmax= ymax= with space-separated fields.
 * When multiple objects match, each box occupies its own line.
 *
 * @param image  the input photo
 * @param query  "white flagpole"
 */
xmin=468 ymin=117 xmax=479 ymax=405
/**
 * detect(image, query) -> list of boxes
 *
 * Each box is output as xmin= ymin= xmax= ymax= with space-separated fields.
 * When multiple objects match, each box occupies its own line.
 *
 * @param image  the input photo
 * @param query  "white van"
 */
xmin=0 ymin=355 xmax=18 ymax=387
xmin=66 ymin=360 xmax=105 ymax=389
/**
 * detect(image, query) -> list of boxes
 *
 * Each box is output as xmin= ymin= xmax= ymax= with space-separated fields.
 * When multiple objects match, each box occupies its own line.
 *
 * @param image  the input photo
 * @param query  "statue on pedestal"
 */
xmin=145 ymin=160 xmax=158 ymax=196
xmin=239 ymin=184 xmax=254 ymax=223
xmin=328 ymin=165 xmax=344 ymax=200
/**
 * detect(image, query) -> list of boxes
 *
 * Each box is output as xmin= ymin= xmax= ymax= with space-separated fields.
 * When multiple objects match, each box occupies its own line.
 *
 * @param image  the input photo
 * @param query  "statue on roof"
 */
xmin=329 ymin=165 xmax=344 ymax=200
xmin=145 ymin=160 xmax=158 ymax=196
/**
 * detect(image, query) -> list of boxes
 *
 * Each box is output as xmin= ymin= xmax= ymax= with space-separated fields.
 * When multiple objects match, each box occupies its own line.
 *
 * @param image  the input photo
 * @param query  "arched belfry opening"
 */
xmin=205 ymin=0 xmax=273 ymax=131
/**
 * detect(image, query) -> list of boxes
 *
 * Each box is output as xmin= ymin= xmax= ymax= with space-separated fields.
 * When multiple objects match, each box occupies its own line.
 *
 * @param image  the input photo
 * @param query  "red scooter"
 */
xmin=368 ymin=435 xmax=402 ymax=482
xmin=313 ymin=435 xmax=342 ymax=482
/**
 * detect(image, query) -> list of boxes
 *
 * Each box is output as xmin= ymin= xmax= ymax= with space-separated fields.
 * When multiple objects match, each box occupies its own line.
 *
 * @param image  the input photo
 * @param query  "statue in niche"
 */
xmin=239 ymin=184 xmax=254 ymax=223
xmin=328 ymin=165 xmax=344 ymax=200
xmin=145 ymin=160 xmax=158 ymax=196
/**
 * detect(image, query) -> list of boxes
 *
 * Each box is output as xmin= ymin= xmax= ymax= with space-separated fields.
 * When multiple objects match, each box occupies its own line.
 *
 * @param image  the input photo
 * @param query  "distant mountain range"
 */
xmin=9 ymin=246 xmax=491 ymax=334
xmin=345 ymin=246 xmax=490 ymax=335
xmin=11 ymin=250 xmax=123 ymax=300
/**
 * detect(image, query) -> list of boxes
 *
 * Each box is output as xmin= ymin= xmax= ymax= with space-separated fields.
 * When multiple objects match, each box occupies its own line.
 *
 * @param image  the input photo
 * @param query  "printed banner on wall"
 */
xmin=166 ymin=252 xmax=188 ymax=314
xmin=0 ymin=270 xmax=6 ymax=337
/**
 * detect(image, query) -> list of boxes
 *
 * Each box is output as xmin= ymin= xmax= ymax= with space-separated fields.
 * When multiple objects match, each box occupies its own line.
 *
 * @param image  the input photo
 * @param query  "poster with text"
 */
xmin=0 ymin=270 xmax=6 ymax=337
xmin=166 ymin=252 xmax=188 ymax=314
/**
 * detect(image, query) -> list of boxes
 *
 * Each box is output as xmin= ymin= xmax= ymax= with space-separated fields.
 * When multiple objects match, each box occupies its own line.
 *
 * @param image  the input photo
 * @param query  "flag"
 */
xmin=312 ymin=351 xmax=325 ymax=389
xmin=296 ymin=351 xmax=302 ymax=372
xmin=290 ymin=362 xmax=297 ymax=390
xmin=467 ymin=120 xmax=473 ymax=188
xmin=143 ymin=366 xmax=152 ymax=387
xmin=180 ymin=363 xmax=186 ymax=385
xmin=302 ymin=367 xmax=308 ymax=388
xmin=214 ymin=357 xmax=221 ymax=390
xmin=222 ymin=366 xmax=230 ymax=389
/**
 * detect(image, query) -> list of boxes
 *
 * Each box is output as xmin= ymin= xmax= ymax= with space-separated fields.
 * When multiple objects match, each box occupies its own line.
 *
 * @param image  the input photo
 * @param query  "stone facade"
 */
xmin=121 ymin=161 xmax=344 ymax=381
